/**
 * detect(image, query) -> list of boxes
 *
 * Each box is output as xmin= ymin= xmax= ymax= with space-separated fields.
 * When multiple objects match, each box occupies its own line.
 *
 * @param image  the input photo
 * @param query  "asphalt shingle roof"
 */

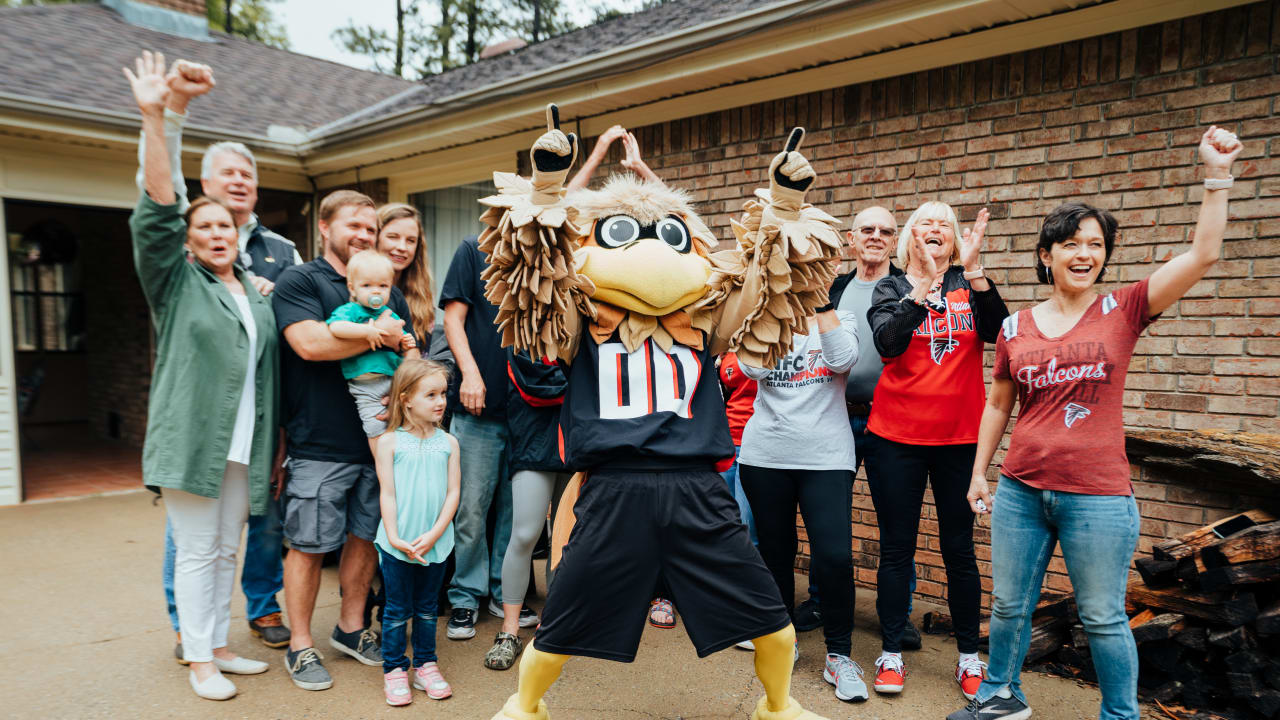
xmin=331 ymin=0 xmax=780 ymax=132
xmin=0 ymin=4 xmax=416 ymax=138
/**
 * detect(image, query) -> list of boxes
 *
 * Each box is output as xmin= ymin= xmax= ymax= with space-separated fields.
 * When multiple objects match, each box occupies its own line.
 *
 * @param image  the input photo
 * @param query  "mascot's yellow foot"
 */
xmin=490 ymin=694 xmax=549 ymax=720
xmin=750 ymin=696 xmax=828 ymax=720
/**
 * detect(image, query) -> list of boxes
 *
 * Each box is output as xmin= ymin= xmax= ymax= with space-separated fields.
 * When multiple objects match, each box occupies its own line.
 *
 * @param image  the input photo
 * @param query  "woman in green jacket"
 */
xmin=126 ymin=51 xmax=280 ymax=701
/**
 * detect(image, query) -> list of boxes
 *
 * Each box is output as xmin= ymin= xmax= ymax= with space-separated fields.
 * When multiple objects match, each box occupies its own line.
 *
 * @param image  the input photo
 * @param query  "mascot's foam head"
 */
xmin=569 ymin=175 xmax=718 ymax=317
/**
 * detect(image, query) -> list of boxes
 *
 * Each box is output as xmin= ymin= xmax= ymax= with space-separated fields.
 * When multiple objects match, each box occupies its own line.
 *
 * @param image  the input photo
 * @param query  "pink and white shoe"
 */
xmin=383 ymin=669 xmax=412 ymax=706
xmin=414 ymin=662 xmax=452 ymax=700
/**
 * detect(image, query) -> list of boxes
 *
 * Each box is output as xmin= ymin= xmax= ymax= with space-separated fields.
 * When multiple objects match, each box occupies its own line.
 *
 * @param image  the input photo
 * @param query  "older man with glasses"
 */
xmin=790 ymin=206 xmax=923 ymax=650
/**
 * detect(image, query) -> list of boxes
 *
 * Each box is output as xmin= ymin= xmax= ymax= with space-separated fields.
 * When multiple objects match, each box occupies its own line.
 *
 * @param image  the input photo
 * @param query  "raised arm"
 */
xmin=476 ymin=104 xmax=595 ymax=362
xmin=816 ymin=310 xmax=858 ymax=374
xmin=702 ymin=127 xmax=844 ymax=368
xmin=124 ymin=51 xmax=175 ymax=206
xmin=620 ymin=131 xmax=661 ymax=183
xmin=133 ymin=59 xmax=214 ymax=210
xmin=1146 ymin=127 xmax=1243 ymax=317
xmin=567 ymin=124 xmax=626 ymax=192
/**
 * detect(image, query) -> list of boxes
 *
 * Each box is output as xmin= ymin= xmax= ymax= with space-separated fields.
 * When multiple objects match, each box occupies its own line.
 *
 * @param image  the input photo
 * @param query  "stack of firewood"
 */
xmin=965 ymin=510 xmax=1280 ymax=720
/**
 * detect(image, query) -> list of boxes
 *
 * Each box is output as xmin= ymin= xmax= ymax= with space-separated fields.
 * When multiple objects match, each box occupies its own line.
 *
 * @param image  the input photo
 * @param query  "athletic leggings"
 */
xmin=865 ymin=436 xmax=981 ymax=654
xmin=501 ymin=469 xmax=571 ymax=606
xmin=739 ymin=465 xmax=854 ymax=658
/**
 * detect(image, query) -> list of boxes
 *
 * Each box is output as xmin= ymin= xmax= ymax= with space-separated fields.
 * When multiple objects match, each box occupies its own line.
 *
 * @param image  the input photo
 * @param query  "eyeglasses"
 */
xmin=858 ymin=226 xmax=897 ymax=238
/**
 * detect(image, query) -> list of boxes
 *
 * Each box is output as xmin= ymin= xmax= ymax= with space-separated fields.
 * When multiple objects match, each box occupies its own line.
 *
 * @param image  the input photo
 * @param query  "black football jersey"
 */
xmin=559 ymin=332 xmax=735 ymax=471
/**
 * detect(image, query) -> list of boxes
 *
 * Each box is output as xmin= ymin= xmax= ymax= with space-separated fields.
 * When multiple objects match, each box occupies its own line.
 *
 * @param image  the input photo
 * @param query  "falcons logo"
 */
xmin=929 ymin=338 xmax=959 ymax=364
xmin=807 ymin=349 xmax=823 ymax=372
xmin=1063 ymin=402 xmax=1091 ymax=428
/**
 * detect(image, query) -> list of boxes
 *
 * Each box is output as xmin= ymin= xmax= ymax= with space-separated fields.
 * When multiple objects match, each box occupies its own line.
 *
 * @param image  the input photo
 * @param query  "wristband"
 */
xmin=1203 ymin=175 xmax=1233 ymax=191
xmin=814 ymin=302 xmax=834 ymax=313
xmin=963 ymin=266 xmax=985 ymax=281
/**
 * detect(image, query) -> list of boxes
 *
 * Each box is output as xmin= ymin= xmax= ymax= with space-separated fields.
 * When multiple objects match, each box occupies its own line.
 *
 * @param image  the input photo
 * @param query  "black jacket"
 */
xmin=506 ymin=350 xmax=569 ymax=473
xmin=238 ymin=223 xmax=299 ymax=282
xmin=869 ymin=266 xmax=1008 ymax=358
xmin=829 ymin=263 xmax=904 ymax=309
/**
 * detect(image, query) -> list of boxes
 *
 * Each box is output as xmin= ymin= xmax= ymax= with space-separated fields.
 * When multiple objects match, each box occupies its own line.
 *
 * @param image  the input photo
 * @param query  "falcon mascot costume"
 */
xmin=482 ymin=105 xmax=842 ymax=720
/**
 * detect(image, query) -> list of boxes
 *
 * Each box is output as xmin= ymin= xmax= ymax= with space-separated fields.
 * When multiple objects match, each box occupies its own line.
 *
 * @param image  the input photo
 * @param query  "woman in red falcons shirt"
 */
xmin=866 ymin=200 xmax=1009 ymax=699
xmin=949 ymin=127 xmax=1244 ymax=720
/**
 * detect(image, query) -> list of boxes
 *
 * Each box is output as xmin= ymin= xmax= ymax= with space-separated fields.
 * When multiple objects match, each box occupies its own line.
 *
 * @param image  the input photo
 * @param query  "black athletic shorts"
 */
xmin=533 ymin=468 xmax=791 ymax=662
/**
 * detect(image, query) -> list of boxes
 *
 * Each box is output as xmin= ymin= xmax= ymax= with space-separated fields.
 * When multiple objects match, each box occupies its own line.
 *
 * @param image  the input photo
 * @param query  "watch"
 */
xmin=963 ymin=266 xmax=985 ymax=281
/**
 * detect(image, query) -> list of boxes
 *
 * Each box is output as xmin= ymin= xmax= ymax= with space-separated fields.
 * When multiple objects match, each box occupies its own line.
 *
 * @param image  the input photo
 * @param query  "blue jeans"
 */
xmin=807 ymin=415 xmax=915 ymax=612
xmin=446 ymin=412 xmax=511 ymax=609
xmin=719 ymin=446 xmax=757 ymax=546
xmin=379 ymin=548 xmax=446 ymax=672
xmin=164 ymin=499 xmax=283 ymax=631
xmin=978 ymin=475 xmax=1139 ymax=720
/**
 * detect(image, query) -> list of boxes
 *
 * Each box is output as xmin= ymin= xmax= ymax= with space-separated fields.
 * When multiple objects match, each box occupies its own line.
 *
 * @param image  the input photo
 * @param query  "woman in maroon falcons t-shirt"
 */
xmin=950 ymin=127 xmax=1244 ymax=720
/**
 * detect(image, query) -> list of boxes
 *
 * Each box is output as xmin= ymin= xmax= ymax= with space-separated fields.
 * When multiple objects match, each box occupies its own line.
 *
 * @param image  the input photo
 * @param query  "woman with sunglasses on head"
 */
xmin=948 ymin=127 xmax=1243 ymax=720
xmin=865 ymin=201 xmax=1008 ymax=699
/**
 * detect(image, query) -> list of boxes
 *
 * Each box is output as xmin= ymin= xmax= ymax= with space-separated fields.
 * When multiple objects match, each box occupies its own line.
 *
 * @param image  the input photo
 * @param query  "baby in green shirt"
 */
xmin=327 ymin=250 xmax=421 ymax=453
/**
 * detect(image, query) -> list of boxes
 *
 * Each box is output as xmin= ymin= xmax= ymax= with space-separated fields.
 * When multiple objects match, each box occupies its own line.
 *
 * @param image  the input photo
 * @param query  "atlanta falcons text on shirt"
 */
xmin=1010 ymin=340 xmax=1114 ymax=403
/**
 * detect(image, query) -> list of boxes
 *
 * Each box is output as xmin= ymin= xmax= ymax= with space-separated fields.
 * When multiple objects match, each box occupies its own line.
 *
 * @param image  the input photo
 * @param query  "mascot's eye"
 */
xmin=596 ymin=215 xmax=640 ymax=248
xmin=656 ymin=216 xmax=691 ymax=253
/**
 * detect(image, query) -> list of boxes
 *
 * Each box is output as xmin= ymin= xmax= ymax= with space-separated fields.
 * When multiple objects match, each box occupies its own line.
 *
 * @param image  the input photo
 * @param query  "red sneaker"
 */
xmin=956 ymin=656 xmax=987 ymax=700
xmin=874 ymin=654 xmax=905 ymax=694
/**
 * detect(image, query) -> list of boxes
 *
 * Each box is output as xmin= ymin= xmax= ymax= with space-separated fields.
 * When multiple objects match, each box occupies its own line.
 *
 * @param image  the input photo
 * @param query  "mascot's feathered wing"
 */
xmin=482 ymin=105 xmax=839 ymax=720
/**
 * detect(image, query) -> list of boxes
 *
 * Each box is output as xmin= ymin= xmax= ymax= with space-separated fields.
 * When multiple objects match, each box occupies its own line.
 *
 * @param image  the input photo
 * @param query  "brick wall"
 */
xmin=577 ymin=1 xmax=1280 ymax=607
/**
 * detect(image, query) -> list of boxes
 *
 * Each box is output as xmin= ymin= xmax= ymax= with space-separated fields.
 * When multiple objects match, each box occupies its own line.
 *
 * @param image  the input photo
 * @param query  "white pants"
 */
xmin=163 ymin=462 xmax=249 ymax=662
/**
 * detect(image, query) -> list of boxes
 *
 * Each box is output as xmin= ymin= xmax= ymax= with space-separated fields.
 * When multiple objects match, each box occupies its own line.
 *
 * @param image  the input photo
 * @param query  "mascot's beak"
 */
xmin=576 ymin=239 xmax=711 ymax=317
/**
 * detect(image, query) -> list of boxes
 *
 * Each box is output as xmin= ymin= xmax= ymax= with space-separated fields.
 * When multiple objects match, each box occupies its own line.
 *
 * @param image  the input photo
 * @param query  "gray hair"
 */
xmin=201 ymin=141 xmax=258 ymax=180
xmin=897 ymin=200 xmax=962 ymax=268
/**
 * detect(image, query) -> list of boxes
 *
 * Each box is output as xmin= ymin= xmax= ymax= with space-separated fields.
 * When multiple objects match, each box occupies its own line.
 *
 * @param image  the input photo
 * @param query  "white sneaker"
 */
xmin=189 ymin=670 xmax=237 ymax=700
xmin=735 ymin=639 xmax=755 ymax=650
xmin=213 ymin=655 xmax=269 ymax=675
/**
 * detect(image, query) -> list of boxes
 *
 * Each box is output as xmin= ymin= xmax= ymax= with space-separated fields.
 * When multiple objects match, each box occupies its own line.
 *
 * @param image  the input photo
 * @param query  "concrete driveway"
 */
xmin=1 ymin=490 xmax=1130 ymax=719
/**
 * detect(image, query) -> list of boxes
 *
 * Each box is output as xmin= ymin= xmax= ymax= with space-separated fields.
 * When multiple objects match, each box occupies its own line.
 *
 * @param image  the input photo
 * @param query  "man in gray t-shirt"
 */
xmin=796 ymin=206 xmax=923 ymax=649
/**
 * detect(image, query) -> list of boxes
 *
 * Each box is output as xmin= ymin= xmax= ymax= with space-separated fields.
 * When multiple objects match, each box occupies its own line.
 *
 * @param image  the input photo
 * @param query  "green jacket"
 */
xmin=130 ymin=194 xmax=279 ymax=515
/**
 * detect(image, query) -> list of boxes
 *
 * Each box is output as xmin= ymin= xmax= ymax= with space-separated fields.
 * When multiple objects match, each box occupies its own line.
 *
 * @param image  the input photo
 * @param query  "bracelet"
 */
xmin=1204 ymin=175 xmax=1233 ymax=191
xmin=814 ymin=302 xmax=834 ymax=313
xmin=963 ymin=266 xmax=985 ymax=281
xmin=899 ymin=294 xmax=927 ymax=309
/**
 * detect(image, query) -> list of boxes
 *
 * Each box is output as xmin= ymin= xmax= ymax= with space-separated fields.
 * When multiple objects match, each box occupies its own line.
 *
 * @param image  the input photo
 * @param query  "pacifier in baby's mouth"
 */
xmin=367 ymin=293 xmax=385 ymax=309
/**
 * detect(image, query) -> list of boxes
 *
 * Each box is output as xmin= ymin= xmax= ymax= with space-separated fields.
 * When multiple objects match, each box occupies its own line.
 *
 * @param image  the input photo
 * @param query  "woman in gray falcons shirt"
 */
xmin=737 ymin=302 xmax=870 ymax=705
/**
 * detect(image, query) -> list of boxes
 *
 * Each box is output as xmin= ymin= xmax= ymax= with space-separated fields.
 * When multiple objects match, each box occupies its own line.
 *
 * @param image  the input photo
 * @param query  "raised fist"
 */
xmin=1199 ymin=125 xmax=1243 ymax=171
xmin=167 ymin=59 xmax=215 ymax=100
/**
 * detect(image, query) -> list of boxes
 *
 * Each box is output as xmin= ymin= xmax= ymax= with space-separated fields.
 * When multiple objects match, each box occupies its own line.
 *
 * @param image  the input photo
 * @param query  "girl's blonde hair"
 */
xmin=377 ymin=203 xmax=435 ymax=342
xmin=385 ymin=358 xmax=450 ymax=432
xmin=896 ymin=200 xmax=963 ymax=268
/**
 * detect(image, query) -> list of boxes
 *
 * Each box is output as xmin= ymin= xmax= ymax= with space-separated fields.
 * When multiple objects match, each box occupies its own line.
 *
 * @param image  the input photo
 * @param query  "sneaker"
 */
xmin=956 ymin=656 xmax=988 ymax=700
xmin=484 ymin=631 xmax=524 ymax=671
xmin=874 ymin=653 xmax=905 ymax=694
xmin=901 ymin=619 xmax=923 ymax=651
xmin=383 ymin=668 xmax=412 ymax=706
xmin=487 ymin=599 xmax=540 ymax=628
xmin=735 ymin=639 xmax=755 ymax=650
xmin=284 ymin=647 xmax=333 ymax=691
xmin=824 ymin=654 xmax=869 ymax=702
xmin=946 ymin=695 xmax=1031 ymax=720
xmin=330 ymin=625 xmax=381 ymax=666
xmin=189 ymin=669 xmax=237 ymax=700
xmin=447 ymin=607 xmax=477 ymax=640
xmin=249 ymin=612 xmax=292 ymax=648
xmin=793 ymin=597 xmax=822 ymax=633
xmin=413 ymin=662 xmax=452 ymax=699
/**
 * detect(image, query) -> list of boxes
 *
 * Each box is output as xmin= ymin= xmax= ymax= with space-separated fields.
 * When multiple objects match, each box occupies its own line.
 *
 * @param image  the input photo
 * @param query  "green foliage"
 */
xmin=208 ymin=0 xmax=290 ymax=49
xmin=333 ymin=0 xmax=645 ymax=79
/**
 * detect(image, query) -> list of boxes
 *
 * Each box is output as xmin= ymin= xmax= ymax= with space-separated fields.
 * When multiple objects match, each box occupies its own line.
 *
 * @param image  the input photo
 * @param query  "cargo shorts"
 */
xmin=282 ymin=458 xmax=379 ymax=554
